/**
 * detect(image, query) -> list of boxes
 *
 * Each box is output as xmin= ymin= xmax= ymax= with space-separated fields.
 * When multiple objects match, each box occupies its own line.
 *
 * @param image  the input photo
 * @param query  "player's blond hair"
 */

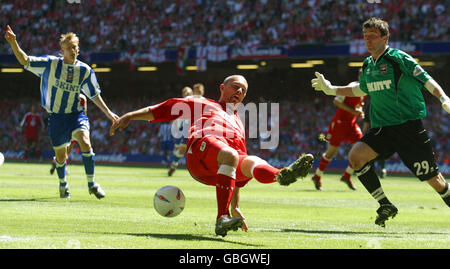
xmin=182 ymin=86 xmax=193 ymax=97
xmin=60 ymin=32 xmax=79 ymax=47
xmin=193 ymin=83 xmax=205 ymax=96
xmin=363 ymin=17 xmax=389 ymax=37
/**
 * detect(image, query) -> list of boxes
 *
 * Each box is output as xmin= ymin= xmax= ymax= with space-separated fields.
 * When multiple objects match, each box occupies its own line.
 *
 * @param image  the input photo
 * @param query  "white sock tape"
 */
xmin=217 ymin=164 xmax=237 ymax=179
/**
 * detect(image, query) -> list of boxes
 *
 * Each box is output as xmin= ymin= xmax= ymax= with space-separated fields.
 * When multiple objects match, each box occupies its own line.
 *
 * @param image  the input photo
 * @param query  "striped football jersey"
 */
xmin=24 ymin=55 xmax=100 ymax=114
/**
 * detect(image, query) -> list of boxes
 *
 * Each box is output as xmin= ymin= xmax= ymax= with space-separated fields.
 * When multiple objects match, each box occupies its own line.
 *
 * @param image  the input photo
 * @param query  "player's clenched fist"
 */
xmin=311 ymin=72 xmax=337 ymax=96
xmin=4 ymin=25 xmax=16 ymax=43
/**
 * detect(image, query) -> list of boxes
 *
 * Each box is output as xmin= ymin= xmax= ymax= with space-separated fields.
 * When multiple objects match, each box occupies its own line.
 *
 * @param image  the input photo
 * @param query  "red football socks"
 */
xmin=252 ymin=164 xmax=279 ymax=183
xmin=215 ymin=173 xmax=236 ymax=219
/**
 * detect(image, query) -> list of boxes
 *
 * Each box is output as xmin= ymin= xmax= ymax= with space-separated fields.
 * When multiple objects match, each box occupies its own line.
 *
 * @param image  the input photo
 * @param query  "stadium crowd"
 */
xmin=0 ymin=0 xmax=448 ymax=55
xmin=1 ymin=95 xmax=448 ymax=164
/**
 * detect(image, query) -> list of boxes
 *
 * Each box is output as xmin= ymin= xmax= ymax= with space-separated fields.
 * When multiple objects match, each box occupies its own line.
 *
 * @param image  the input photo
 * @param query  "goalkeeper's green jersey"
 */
xmin=359 ymin=47 xmax=431 ymax=128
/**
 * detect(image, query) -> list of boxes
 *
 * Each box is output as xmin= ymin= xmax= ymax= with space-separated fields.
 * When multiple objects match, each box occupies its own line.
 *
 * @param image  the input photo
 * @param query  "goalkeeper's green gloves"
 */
xmin=311 ymin=72 xmax=337 ymax=95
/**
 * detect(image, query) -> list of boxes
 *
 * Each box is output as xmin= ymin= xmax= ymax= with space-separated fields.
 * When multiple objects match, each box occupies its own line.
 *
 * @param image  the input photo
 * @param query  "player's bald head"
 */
xmin=223 ymin=75 xmax=248 ymax=88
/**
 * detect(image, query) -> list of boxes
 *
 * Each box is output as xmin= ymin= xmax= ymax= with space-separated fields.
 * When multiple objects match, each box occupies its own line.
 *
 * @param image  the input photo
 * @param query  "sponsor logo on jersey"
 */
xmin=55 ymin=79 xmax=80 ymax=92
xmin=367 ymin=80 xmax=392 ymax=92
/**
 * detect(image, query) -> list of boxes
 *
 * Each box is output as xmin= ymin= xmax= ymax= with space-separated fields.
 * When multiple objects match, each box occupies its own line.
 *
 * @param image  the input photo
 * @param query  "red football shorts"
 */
xmin=325 ymin=119 xmax=363 ymax=147
xmin=186 ymin=136 xmax=252 ymax=187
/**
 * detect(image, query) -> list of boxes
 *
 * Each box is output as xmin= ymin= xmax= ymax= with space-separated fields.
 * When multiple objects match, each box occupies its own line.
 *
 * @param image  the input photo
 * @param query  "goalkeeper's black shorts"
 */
xmin=360 ymin=119 xmax=439 ymax=181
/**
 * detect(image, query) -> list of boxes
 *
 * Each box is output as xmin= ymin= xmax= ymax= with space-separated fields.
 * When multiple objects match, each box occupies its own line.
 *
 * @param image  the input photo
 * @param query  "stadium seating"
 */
xmin=0 ymin=0 xmax=448 ymax=54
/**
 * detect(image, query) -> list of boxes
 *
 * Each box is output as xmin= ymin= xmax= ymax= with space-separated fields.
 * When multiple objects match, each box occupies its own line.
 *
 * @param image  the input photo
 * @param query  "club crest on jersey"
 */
xmin=413 ymin=65 xmax=424 ymax=77
xmin=67 ymin=66 xmax=74 ymax=83
xmin=380 ymin=64 xmax=387 ymax=74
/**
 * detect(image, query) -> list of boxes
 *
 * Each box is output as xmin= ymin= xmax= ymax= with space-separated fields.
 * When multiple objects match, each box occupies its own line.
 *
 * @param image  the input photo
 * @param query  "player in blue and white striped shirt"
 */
xmin=167 ymin=84 xmax=206 ymax=176
xmin=5 ymin=25 xmax=118 ymax=199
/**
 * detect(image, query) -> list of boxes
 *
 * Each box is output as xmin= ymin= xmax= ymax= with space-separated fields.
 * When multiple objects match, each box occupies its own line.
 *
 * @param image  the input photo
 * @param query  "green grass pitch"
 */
xmin=0 ymin=161 xmax=449 ymax=249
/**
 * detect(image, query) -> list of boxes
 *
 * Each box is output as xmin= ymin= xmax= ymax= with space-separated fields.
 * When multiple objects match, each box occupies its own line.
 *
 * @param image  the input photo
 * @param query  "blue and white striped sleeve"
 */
xmin=80 ymin=67 xmax=101 ymax=99
xmin=24 ymin=55 xmax=53 ymax=77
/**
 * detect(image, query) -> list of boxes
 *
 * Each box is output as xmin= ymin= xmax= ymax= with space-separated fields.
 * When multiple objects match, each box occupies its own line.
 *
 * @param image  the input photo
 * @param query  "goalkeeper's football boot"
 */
xmin=59 ymin=184 xmax=71 ymax=199
xmin=375 ymin=204 xmax=398 ymax=227
xmin=340 ymin=176 xmax=356 ymax=190
xmin=215 ymin=215 xmax=243 ymax=237
xmin=89 ymin=183 xmax=106 ymax=199
xmin=311 ymin=174 xmax=323 ymax=190
xmin=276 ymin=153 xmax=314 ymax=186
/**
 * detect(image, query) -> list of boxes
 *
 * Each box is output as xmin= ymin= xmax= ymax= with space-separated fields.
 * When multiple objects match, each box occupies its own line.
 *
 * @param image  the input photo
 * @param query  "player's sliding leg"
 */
xmin=73 ymin=130 xmax=105 ymax=199
xmin=239 ymin=156 xmax=278 ymax=184
xmin=240 ymin=155 xmax=311 ymax=186
xmin=276 ymin=153 xmax=314 ymax=186
xmin=240 ymin=154 xmax=313 ymax=186
xmin=215 ymin=147 xmax=243 ymax=237
xmin=340 ymin=163 xmax=356 ymax=190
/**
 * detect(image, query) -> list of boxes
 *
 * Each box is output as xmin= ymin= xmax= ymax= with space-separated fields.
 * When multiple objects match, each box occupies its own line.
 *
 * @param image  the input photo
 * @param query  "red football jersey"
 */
xmin=149 ymin=97 xmax=247 ymax=153
xmin=332 ymin=96 xmax=366 ymax=123
xmin=20 ymin=112 xmax=43 ymax=138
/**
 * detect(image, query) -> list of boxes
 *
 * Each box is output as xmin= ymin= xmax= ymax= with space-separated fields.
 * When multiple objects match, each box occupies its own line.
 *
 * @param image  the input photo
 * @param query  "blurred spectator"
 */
xmin=1 ymin=0 xmax=448 ymax=55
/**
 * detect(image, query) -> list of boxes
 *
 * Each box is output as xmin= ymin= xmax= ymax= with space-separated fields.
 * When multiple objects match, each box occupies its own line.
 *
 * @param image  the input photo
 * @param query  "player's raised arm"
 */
xmin=4 ymin=25 xmax=28 ymax=66
xmin=312 ymin=72 xmax=366 ymax=97
xmin=109 ymin=107 xmax=154 ymax=136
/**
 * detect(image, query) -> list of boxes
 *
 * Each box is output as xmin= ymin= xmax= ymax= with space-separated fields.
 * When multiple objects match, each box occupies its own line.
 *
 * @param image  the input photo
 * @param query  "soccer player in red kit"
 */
xmin=312 ymin=77 xmax=366 ymax=191
xmin=110 ymin=75 xmax=314 ymax=237
xmin=20 ymin=104 xmax=44 ymax=161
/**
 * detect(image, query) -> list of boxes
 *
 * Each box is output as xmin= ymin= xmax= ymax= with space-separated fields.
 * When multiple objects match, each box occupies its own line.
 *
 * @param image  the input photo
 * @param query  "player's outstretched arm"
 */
xmin=230 ymin=188 xmax=248 ymax=232
xmin=109 ymin=107 xmax=154 ymax=136
xmin=4 ymin=25 xmax=28 ymax=66
xmin=424 ymin=78 xmax=450 ymax=113
xmin=312 ymin=72 xmax=366 ymax=97
xmin=91 ymin=95 xmax=118 ymax=122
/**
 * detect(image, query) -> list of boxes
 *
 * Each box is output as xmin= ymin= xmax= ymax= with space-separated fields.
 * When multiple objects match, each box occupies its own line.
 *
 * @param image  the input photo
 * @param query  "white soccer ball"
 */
xmin=0 ymin=152 xmax=4 ymax=166
xmin=153 ymin=185 xmax=185 ymax=217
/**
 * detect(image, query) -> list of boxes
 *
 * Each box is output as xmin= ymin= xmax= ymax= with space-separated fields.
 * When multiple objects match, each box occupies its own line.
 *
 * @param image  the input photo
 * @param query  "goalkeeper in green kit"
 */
xmin=312 ymin=17 xmax=450 ymax=227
